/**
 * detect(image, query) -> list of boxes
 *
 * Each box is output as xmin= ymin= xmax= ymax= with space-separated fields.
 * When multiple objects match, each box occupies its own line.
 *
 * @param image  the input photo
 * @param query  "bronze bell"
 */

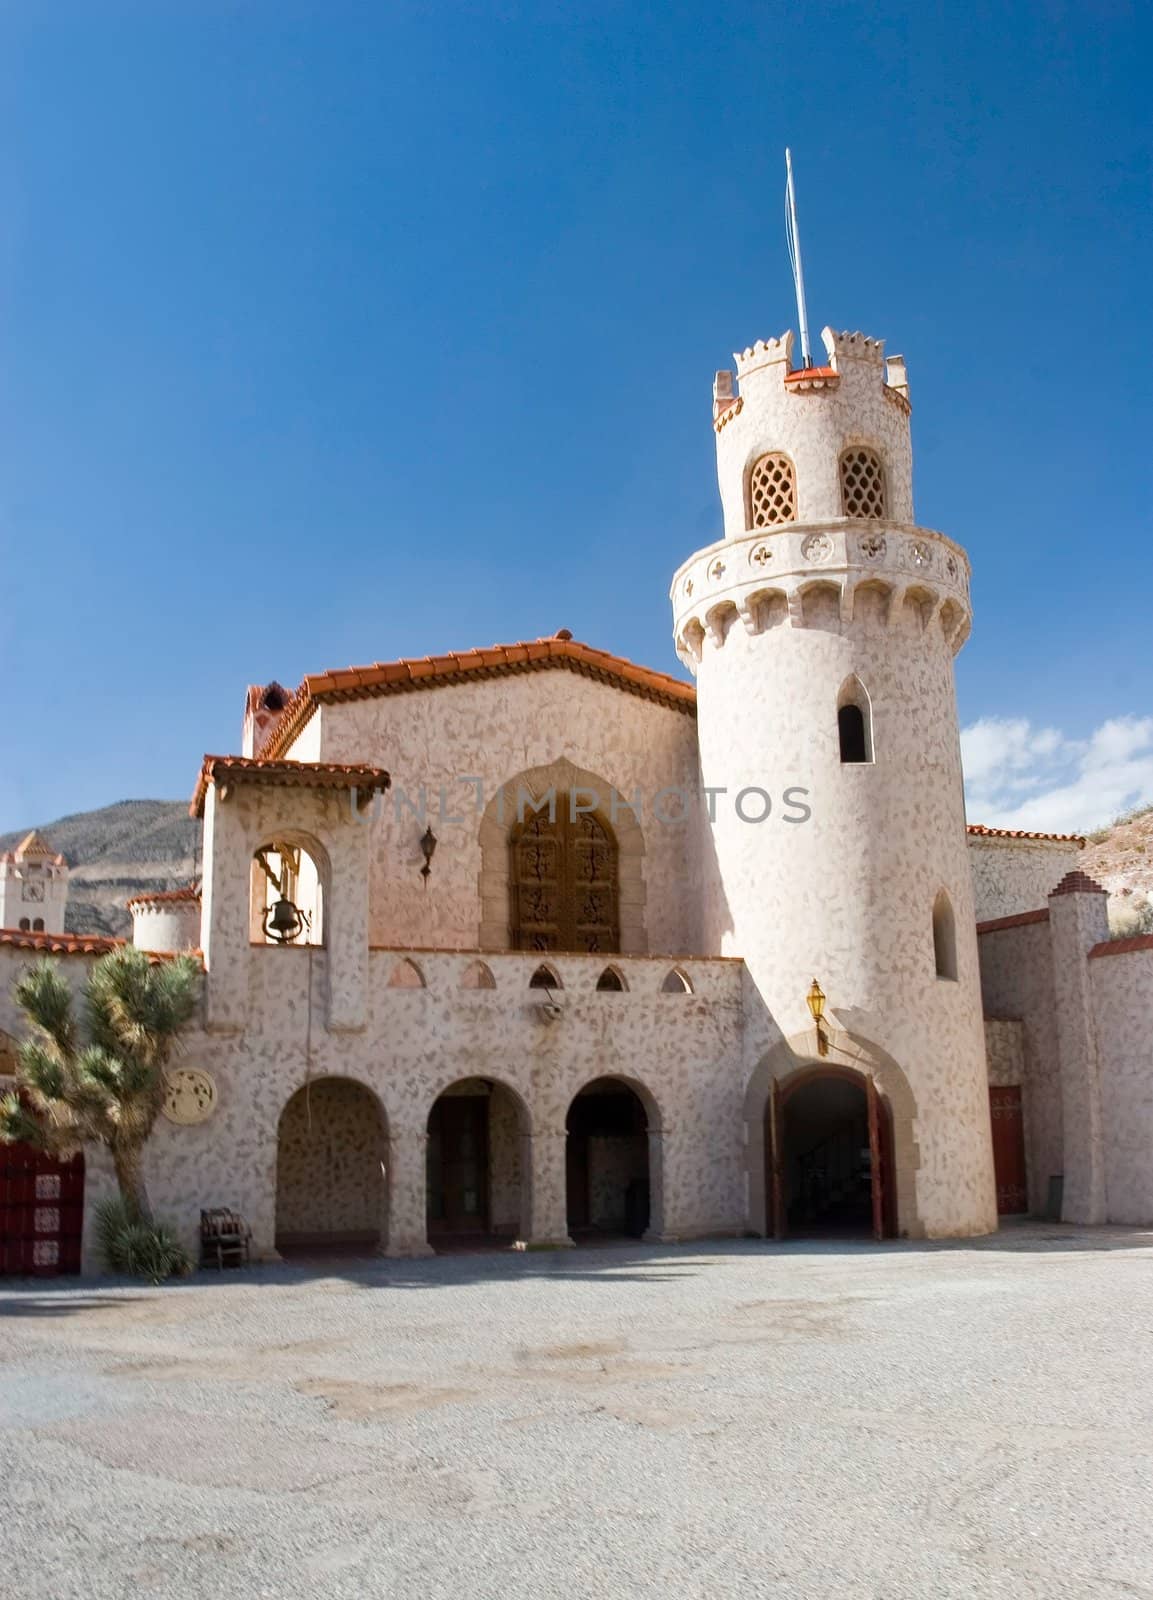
xmin=264 ymin=896 xmax=304 ymax=944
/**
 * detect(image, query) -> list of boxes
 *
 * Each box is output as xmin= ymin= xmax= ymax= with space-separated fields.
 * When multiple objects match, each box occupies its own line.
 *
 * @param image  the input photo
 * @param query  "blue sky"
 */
xmin=1 ymin=1 xmax=1150 ymax=833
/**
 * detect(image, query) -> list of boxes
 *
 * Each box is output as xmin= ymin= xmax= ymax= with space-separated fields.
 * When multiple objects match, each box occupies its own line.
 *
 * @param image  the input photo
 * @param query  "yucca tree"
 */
xmin=0 ymin=946 xmax=201 ymax=1223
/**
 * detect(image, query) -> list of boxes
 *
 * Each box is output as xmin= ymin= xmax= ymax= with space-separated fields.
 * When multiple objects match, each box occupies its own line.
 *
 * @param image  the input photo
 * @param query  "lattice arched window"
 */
xmin=509 ymin=809 xmax=619 ymax=953
xmin=840 ymin=448 xmax=886 ymax=518
xmin=748 ymin=453 xmax=796 ymax=528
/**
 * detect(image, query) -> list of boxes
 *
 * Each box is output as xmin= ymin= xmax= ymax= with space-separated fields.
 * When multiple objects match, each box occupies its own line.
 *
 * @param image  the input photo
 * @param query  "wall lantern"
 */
xmin=419 ymin=826 xmax=438 ymax=884
xmin=264 ymin=896 xmax=308 ymax=945
xmin=806 ymin=977 xmax=829 ymax=1057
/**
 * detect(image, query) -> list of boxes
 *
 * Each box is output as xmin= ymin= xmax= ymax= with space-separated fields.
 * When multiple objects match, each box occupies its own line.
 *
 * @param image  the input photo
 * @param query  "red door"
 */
xmin=0 ymin=1142 xmax=85 ymax=1276
xmin=989 ymin=1086 xmax=1028 ymax=1215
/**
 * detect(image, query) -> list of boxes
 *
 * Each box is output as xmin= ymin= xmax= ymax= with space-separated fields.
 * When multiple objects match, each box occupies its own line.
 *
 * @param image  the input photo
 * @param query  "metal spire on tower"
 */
xmin=784 ymin=148 xmax=813 ymax=370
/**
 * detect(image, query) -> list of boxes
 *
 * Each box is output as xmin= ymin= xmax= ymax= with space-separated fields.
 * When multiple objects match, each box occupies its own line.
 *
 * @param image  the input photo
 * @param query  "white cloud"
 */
xmin=961 ymin=715 xmax=1153 ymax=833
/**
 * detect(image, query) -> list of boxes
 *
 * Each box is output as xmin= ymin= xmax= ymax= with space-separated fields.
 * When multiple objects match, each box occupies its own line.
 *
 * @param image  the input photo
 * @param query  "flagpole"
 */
xmin=785 ymin=148 xmax=813 ymax=369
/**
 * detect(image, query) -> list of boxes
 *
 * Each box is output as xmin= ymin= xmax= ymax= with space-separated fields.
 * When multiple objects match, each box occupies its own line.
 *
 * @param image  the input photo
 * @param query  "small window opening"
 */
xmin=933 ymin=891 xmax=957 ymax=980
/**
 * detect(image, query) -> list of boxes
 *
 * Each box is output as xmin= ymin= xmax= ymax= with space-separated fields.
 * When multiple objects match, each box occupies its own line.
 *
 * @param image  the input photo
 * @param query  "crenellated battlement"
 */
xmin=734 ymin=331 xmax=794 ymax=380
xmin=670 ymin=521 xmax=971 ymax=669
xmin=824 ymin=328 xmax=886 ymax=367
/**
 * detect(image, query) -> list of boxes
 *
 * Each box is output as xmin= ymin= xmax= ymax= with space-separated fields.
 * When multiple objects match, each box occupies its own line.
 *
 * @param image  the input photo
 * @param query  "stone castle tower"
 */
xmin=672 ymin=325 xmax=997 ymax=1237
xmin=0 ymin=831 xmax=69 ymax=934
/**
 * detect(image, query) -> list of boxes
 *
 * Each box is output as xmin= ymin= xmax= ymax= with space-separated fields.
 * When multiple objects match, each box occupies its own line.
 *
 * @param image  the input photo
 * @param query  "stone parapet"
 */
xmin=671 ymin=520 xmax=971 ymax=668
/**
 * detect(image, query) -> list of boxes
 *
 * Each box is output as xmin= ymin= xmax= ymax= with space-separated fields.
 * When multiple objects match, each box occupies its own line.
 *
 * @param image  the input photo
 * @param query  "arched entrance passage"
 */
xmin=566 ymin=1077 xmax=653 ymax=1239
xmin=275 ymin=1078 xmax=387 ymax=1257
xmin=426 ymin=1078 xmax=529 ymax=1248
xmin=768 ymin=1067 xmax=895 ymax=1240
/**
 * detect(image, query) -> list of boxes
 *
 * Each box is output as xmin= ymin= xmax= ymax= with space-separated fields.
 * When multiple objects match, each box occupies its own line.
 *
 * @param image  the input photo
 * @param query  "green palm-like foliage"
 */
xmin=0 ymin=947 xmax=201 ymax=1222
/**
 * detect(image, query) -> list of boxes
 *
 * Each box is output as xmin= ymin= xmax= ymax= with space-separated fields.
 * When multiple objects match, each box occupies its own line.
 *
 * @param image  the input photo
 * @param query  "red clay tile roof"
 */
xmin=126 ymin=886 xmax=201 ymax=910
xmin=1050 ymin=869 xmax=1107 ymax=896
xmin=783 ymin=365 xmax=839 ymax=383
xmin=976 ymin=908 xmax=1051 ymax=935
xmin=0 ymin=929 xmax=122 ymax=955
xmin=191 ymin=755 xmax=392 ymax=818
xmin=0 ymin=929 xmax=203 ymax=963
xmin=1090 ymin=934 xmax=1153 ymax=959
xmin=967 ymin=824 xmax=1086 ymax=847
xmin=1 ymin=830 xmax=66 ymax=868
xmin=263 ymin=634 xmax=697 ymax=758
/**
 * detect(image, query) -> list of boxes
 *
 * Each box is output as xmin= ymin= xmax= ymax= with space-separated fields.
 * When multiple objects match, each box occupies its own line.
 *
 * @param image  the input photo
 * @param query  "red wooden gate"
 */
xmin=0 ymin=1142 xmax=85 ymax=1275
xmin=989 ymin=1086 xmax=1028 ymax=1215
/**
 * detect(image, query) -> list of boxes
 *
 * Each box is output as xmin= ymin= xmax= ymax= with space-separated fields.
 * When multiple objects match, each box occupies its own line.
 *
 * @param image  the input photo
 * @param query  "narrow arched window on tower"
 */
xmin=747 ymin=453 xmax=796 ymax=528
xmin=932 ymin=890 xmax=957 ymax=980
xmin=840 ymin=447 xmax=886 ymax=518
xmin=837 ymin=677 xmax=873 ymax=763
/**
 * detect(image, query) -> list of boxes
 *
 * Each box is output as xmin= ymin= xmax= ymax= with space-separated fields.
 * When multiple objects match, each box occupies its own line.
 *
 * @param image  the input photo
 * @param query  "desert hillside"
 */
xmin=1082 ymin=805 xmax=1153 ymax=934
xmin=0 ymin=801 xmax=199 ymax=937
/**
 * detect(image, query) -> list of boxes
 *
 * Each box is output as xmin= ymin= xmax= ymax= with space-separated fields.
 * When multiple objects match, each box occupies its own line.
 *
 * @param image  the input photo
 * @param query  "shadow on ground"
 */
xmin=2 ymin=1220 xmax=1151 ymax=1310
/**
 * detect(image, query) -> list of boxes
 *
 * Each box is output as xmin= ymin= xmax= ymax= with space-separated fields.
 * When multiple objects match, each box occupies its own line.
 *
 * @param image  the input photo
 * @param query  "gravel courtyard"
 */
xmin=2 ymin=1225 xmax=1151 ymax=1599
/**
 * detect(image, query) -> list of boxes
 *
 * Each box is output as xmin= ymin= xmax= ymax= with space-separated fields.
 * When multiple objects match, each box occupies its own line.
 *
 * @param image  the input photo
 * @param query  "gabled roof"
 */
xmin=263 ymin=632 xmax=697 ymax=758
xmin=191 ymin=756 xmax=392 ymax=818
xmin=1 ymin=830 xmax=66 ymax=868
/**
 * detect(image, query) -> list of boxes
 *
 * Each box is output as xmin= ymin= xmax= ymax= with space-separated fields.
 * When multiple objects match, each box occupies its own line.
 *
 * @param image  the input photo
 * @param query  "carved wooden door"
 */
xmin=510 ymin=809 xmax=619 ymax=952
xmin=0 ymin=1142 xmax=84 ymax=1276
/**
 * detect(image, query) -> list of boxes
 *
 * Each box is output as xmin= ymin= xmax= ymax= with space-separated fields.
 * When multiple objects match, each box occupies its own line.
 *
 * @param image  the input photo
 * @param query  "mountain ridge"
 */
xmin=0 ymin=801 xmax=199 ymax=937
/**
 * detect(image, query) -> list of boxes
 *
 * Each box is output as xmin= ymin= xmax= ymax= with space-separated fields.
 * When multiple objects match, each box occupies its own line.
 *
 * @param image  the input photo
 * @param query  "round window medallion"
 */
xmin=162 ymin=1068 xmax=218 ymax=1126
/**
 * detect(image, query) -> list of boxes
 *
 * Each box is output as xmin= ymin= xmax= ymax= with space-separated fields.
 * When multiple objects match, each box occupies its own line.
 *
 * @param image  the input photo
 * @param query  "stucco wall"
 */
xmin=1090 ymin=941 xmax=1153 ymax=1224
xmin=969 ymin=837 xmax=1082 ymax=923
xmin=977 ymin=918 xmax=1062 ymax=1215
xmin=275 ymin=1078 xmax=387 ymax=1240
xmin=304 ymin=671 xmax=701 ymax=958
xmin=0 ymin=946 xmax=748 ymax=1267
xmin=676 ymin=555 xmax=993 ymax=1236
xmin=714 ymin=328 xmax=913 ymax=538
xmin=984 ymin=1017 xmax=1026 ymax=1087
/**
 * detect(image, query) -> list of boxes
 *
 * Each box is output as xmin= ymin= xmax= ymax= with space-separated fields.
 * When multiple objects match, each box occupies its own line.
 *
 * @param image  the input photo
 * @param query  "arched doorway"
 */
xmin=275 ymin=1078 xmax=387 ymax=1257
xmin=426 ymin=1078 xmax=528 ymax=1248
xmin=566 ymin=1077 xmax=651 ymax=1239
xmin=768 ymin=1068 xmax=895 ymax=1240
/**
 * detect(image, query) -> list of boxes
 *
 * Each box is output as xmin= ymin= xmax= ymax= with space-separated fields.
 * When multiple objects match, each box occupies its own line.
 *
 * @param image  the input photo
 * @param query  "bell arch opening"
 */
xmin=275 ymin=1077 xmax=387 ymax=1257
xmin=251 ymin=834 xmax=326 ymax=946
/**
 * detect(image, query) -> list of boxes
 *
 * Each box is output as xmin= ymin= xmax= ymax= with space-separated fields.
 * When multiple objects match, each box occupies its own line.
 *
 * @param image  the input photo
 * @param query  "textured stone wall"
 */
xmin=0 ymin=947 xmax=747 ymax=1267
xmin=680 ymin=555 xmax=994 ymax=1236
xmin=977 ymin=920 xmax=1063 ymax=1215
xmin=275 ymin=1078 xmax=387 ymax=1241
xmin=970 ymin=838 xmax=1083 ymax=923
xmin=1090 ymin=942 xmax=1153 ymax=1223
xmin=587 ymin=1136 xmax=647 ymax=1229
xmin=984 ymin=1017 xmax=1026 ymax=1087
xmin=301 ymin=671 xmax=702 ymax=959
